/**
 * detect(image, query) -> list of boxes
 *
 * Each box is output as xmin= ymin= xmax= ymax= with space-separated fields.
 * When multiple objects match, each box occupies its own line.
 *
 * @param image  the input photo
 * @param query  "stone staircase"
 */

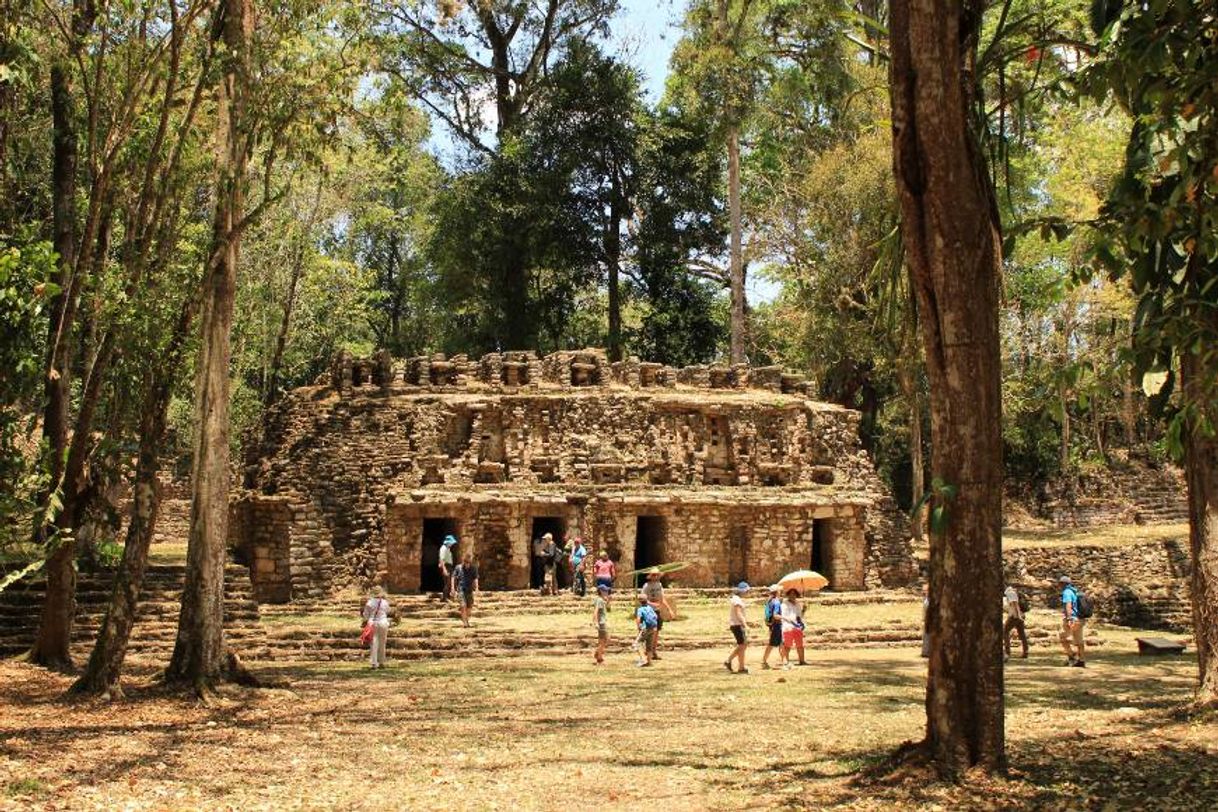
xmin=0 ymin=562 xmax=269 ymax=661
xmin=256 ymin=589 xmax=1105 ymax=663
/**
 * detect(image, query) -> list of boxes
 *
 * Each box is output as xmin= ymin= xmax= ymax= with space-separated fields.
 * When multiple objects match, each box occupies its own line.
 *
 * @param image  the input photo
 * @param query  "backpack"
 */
xmin=1075 ymin=589 xmax=1094 ymax=619
xmin=764 ymin=599 xmax=776 ymax=624
xmin=1017 ymin=593 xmax=1030 ymax=614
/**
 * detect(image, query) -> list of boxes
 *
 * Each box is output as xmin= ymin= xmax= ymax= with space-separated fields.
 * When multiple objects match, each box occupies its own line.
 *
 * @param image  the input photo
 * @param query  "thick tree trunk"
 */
xmin=165 ymin=0 xmax=251 ymax=692
xmin=606 ymin=173 xmax=623 ymax=363
xmin=727 ymin=124 xmax=746 ymax=364
xmin=29 ymin=49 xmax=85 ymax=672
xmin=72 ymin=303 xmax=194 ymax=697
xmin=1181 ymin=302 xmax=1218 ymax=706
xmin=890 ymin=0 xmax=1006 ymax=776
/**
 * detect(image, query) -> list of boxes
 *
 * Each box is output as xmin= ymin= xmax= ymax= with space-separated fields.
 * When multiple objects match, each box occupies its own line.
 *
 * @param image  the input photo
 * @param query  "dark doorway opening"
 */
xmin=421 ymin=518 xmax=459 ymax=592
xmin=530 ymin=516 xmax=568 ymax=589
xmin=811 ymin=518 xmax=834 ymax=586
xmin=728 ymin=526 xmax=749 ymax=586
xmin=634 ymin=516 xmax=667 ymax=587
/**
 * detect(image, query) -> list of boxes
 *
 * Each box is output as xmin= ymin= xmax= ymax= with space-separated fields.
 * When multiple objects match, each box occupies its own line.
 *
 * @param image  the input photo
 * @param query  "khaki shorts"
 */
xmin=1060 ymin=618 xmax=1084 ymax=648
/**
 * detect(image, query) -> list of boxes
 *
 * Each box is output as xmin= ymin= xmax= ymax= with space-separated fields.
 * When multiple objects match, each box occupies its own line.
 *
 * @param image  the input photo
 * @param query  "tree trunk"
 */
xmin=889 ymin=0 xmax=1006 ymax=776
xmin=1181 ymin=287 xmax=1218 ymax=705
xmin=265 ymin=177 xmax=322 ymax=408
xmin=606 ymin=171 xmax=623 ymax=363
xmin=29 ymin=28 xmax=87 ymax=670
xmin=72 ymin=302 xmax=194 ymax=697
xmin=727 ymin=123 xmax=746 ymax=364
xmin=900 ymin=365 xmax=926 ymax=541
xmin=165 ymin=0 xmax=251 ymax=692
xmin=1059 ymin=385 xmax=1070 ymax=470
xmin=1122 ymin=364 xmax=1137 ymax=447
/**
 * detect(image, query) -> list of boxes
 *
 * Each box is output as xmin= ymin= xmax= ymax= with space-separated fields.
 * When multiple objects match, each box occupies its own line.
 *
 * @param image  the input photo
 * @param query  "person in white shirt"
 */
xmin=361 ymin=586 xmax=391 ymax=669
xmin=439 ymin=535 xmax=456 ymax=602
xmin=1003 ymin=585 xmax=1028 ymax=660
xmin=723 ymin=582 xmax=750 ymax=674
xmin=780 ymin=589 xmax=807 ymax=670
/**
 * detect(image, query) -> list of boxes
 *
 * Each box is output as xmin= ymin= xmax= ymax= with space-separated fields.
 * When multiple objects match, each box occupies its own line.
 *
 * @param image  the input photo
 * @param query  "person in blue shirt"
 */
xmin=1059 ymin=575 xmax=1086 ymax=667
xmin=569 ymin=537 xmax=588 ymax=597
xmin=761 ymin=585 xmax=783 ymax=669
xmin=634 ymin=593 xmax=659 ymax=667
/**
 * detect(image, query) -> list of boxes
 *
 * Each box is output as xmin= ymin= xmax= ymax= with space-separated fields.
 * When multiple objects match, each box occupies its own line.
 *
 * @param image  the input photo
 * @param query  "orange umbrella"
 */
xmin=777 ymin=569 xmax=829 ymax=593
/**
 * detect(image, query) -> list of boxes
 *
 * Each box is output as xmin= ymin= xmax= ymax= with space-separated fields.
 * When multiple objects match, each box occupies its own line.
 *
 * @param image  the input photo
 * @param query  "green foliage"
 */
xmin=1085 ymin=0 xmax=1218 ymax=438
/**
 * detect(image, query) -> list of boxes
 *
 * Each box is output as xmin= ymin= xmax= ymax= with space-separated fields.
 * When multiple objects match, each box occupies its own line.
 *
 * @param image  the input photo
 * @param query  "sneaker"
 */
xmin=762 ymin=662 xmax=772 ymax=670
xmin=1072 ymin=660 xmax=1087 ymax=668
xmin=723 ymin=661 xmax=733 ymax=672
xmin=782 ymin=662 xmax=793 ymax=671
xmin=652 ymin=654 xmax=662 ymax=660
xmin=737 ymin=667 xmax=749 ymax=675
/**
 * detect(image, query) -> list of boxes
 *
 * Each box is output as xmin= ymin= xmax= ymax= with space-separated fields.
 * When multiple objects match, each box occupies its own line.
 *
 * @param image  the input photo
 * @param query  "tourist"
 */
xmin=920 ymin=583 xmax=930 ymax=658
xmin=641 ymin=568 xmax=673 ymax=660
xmin=724 ymin=582 xmax=750 ymax=674
xmin=439 ymin=534 xmax=457 ymax=602
xmin=454 ymin=553 xmax=480 ymax=628
xmin=541 ymin=533 xmax=558 ymax=596
xmin=593 ymin=551 xmax=616 ymax=592
xmin=570 ymin=536 xmax=588 ymax=597
xmin=761 ymin=585 xmax=783 ymax=669
xmin=1059 ymin=575 xmax=1086 ymax=667
xmin=361 ymin=586 xmax=391 ymax=669
xmin=780 ymin=588 xmax=807 ymax=669
xmin=1003 ymin=584 xmax=1029 ymax=660
xmin=634 ymin=593 xmax=659 ymax=667
xmin=593 ymin=583 xmax=611 ymax=664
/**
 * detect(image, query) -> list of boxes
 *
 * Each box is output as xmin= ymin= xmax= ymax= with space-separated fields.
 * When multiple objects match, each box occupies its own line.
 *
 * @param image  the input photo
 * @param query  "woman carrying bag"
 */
xmin=361 ymin=586 xmax=392 ymax=669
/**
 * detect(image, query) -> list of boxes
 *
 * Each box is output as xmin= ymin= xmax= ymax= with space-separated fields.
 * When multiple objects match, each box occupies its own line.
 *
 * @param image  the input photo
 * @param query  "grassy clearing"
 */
xmin=1 ymin=622 xmax=1211 ymax=811
xmin=1003 ymin=522 xmax=1188 ymax=550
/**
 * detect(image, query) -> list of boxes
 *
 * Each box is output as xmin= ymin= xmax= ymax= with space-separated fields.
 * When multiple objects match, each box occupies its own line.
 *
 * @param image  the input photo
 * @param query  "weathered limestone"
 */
xmin=235 ymin=348 xmax=915 ymax=600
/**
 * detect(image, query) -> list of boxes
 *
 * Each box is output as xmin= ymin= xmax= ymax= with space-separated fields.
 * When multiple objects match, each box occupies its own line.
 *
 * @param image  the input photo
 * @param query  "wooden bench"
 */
xmin=1135 ymin=637 xmax=1186 ymax=656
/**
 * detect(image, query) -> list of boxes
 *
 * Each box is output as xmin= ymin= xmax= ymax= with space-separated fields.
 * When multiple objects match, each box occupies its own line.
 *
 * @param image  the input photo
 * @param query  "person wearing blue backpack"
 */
xmin=634 ymin=592 xmax=659 ymax=667
xmin=761 ymin=585 xmax=783 ymax=669
xmin=1059 ymin=575 xmax=1088 ymax=667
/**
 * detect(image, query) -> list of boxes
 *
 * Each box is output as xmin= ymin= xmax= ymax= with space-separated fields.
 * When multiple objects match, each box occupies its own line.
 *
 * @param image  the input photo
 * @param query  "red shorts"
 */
xmin=782 ymin=628 xmax=804 ymax=647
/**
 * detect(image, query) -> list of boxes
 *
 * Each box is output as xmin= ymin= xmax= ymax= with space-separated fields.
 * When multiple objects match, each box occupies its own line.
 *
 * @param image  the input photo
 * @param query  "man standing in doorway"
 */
xmin=541 ymin=533 xmax=558 ymax=596
xmin=641 ymin=568 xmax=672 ymax=660
xmin=439 ymin=534 xmax=457 ymax=603
xmin=1003 ymin=583 xmax=1029 ymax=660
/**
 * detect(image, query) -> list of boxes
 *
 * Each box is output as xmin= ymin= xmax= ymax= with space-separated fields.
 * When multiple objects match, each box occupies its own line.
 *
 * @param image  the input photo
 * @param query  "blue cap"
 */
xmin=443 ymin=535 xmax=458 ymax=547
xmin=736 ymin=581 xmax=750 ymax=593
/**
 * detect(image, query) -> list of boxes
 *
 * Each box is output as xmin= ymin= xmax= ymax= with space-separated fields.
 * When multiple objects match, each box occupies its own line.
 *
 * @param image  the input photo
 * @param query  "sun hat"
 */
xmin=647 ymin=567 xmax=661 ymax=576
xmin=1059 ymin=575 xmax=1072 ymax=585
xmin=442 ymin=534 xmax=458 ymax=547
xmin=542 ymin=532 xmax=553 ymax=540
xmin=735 ymin=582 xmax=750 ymax=593
xmin=768 ymin=584 xmax=780 ymax=593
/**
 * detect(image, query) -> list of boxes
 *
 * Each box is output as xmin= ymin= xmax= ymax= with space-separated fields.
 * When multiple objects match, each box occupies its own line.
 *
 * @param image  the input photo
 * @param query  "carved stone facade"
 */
xmin=234 ymin=349 xmax=915 ymax=601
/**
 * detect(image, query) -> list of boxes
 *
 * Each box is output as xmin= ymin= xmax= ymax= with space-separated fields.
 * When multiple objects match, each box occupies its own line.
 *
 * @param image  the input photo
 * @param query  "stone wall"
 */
xmin=230 ymin=494 xmax=336 ymax=603
xmin=1007 ymin=459 xmax=1187 ymax=529
xmin=239 ymin=348 xmax=914 ymax=597
xmin=383 ymin=491 xmax=871 ymax=592
xmin=1004 ymin=538 xmax=1193 ymax=631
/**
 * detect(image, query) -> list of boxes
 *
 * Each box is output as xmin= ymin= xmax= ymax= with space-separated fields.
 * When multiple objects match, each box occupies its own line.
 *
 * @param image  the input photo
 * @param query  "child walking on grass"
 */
xmin=634 ymin=593 xmax=659 ymax=667
xmin=593 ymin=584 xmax=611 ymax=664
xmin=723 ymin=582 xmax=750 ymax=674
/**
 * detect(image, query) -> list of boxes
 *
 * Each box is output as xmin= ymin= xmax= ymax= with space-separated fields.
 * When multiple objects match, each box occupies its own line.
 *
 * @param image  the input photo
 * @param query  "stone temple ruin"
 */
xmin=232 ymin=349 xmax=916 ymax=602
